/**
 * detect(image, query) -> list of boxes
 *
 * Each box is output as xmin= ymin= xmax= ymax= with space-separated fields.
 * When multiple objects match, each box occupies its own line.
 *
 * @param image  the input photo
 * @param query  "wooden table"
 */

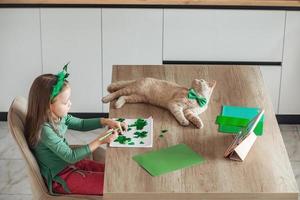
xmin=104 ymin=65 xmax=299 ymax=200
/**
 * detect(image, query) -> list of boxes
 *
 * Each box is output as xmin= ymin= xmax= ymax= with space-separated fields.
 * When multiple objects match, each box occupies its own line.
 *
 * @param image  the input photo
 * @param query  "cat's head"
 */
xmin=191 ymin=79 xmax=216 ymax=99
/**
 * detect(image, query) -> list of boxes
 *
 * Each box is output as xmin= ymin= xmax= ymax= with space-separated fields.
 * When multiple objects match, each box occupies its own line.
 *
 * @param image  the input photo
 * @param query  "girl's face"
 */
xmin=50 ymin=86 xmax=72 ymax=119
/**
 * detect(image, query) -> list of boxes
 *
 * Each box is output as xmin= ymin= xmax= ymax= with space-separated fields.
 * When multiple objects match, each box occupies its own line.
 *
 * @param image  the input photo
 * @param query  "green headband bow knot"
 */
xmin=187 ymin=88 xmax=207 ymax=107
xmin=50 ymin=62 xmax=70 ymax=101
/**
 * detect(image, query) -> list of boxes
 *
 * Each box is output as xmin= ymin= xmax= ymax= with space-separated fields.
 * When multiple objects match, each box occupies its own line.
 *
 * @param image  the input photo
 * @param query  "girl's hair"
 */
xmin=24 ymin=74 xmax=69 ymax=148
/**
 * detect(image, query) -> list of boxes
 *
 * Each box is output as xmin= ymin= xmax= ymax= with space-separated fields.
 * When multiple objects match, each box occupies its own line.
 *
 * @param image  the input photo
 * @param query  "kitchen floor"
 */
xmin=0 ymin=122 xmax=299 ymax=200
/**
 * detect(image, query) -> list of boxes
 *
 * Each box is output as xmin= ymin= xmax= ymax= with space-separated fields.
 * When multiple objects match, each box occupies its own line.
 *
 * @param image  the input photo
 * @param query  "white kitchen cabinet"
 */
xmin=40 ymin=8 xmax=102 ymax=112
xmin=279 ymin=11 xmax=300 ymax=114
xmin=260 ymin=66 xmax=281 ymax=114
xmin=102 ymin=8 xmax=163 ymax=112
xmin=164 ymin=9 xmax=285 ymax=62
xmin=0 ymin=8 xmax=41 ymax=112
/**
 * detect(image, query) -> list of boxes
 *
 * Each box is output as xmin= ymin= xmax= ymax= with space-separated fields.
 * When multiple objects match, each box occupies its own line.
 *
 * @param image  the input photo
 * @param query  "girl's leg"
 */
xmin=53 ymin=169 xmax=104 ymax=195
xmin=74 ymin=159 xmax=105 ymax=172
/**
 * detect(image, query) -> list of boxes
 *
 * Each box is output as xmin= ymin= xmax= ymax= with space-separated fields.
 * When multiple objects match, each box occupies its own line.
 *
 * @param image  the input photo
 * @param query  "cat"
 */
xmin=102 ymin=78 xmax=216 ymax=129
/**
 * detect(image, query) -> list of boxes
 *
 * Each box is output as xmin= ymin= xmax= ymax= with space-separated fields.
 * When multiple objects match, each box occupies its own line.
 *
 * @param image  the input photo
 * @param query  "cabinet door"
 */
xmin=260 ymin=66 xmax=281 ymax=114
xmin=41 ymin=8 xmax=102 ymax=112
xmin=280 ymin=11 xmax=300 ymax=114
xmin=102 ymin=8 xmax=163 ymax=112
xmin=0 ymin=8 xmax=41 ymax=112
xmin=164 ymin=9 xmax=285 ymax=62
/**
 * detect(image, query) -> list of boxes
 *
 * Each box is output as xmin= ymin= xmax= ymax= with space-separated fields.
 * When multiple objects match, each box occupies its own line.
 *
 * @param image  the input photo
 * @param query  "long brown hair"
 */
xmin=24 ymin=74 xmax=68 ymax=148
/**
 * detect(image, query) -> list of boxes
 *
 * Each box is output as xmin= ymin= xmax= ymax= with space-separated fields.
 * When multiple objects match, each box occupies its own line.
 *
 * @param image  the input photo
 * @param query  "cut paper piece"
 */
xmin=218 ymin=105 xmax=265 ymax=136
xmin=110 ymin=117 xmax=153 ymax=148
xmin=116 ymin=118 xmax=125 ymax=122
xmin=159 ymin=129 xmax=168 ymax=138
xmin=216 ymin=116 xmax=263 ymax=135
xmin=132 ymin=144 xmax=205 ymax=176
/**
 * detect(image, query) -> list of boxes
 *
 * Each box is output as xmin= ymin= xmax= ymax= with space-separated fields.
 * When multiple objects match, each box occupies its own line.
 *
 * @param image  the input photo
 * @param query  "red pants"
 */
xmin=53 ymin=159 xmax=105 ymax=195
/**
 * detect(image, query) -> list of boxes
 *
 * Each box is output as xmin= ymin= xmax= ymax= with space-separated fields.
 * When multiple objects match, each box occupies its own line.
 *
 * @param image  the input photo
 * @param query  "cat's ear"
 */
xmin=208 ymin=80 xmax=217 ymax=89
xmin=192 ymin=79 xmax=200 ymax=87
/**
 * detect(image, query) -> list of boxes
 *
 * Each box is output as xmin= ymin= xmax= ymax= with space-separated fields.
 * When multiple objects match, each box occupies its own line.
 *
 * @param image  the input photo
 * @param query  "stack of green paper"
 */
xmin=132 ymin=144 xmax=205 ymax=176
xmin=215 ymin=105 xmax=264 ymax=136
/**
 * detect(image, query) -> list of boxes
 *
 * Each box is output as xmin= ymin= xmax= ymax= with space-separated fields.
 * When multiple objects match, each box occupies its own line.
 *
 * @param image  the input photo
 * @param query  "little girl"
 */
xmin=24 ymin=64 xmax=127 ymax=195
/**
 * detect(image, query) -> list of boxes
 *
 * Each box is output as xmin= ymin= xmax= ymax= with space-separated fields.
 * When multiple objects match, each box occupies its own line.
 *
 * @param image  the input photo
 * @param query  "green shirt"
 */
xmin=32 ymin=114 xmax=103 ymax=194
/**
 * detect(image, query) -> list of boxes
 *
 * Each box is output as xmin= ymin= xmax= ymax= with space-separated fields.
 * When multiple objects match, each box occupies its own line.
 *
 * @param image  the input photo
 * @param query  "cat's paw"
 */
xmin=179 ymin=120 xmax=190 ymax=126
xmin=194 ymin=120 xmax=204 ymax=129
xmin=115 ymin=97 xmax=126 ymax=109
xmin=102 ymin=95 xmax=111 ymax=103
xmin=107 ymin=85 xmax=114 ymax=93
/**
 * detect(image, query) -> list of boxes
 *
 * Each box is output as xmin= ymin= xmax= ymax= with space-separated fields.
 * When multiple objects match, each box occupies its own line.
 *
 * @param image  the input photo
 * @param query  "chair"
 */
xmin=7 ymin=96 xmax=103 ymax=200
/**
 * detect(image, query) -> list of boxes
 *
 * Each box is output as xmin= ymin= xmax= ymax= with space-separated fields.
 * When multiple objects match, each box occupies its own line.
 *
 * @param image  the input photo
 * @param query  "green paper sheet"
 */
xmin=219 ymin=105 xmax=264 ymax=136
xmin=132 ymin=144 xmax=205 ymax=176
xmin=216 ymin=115 xmax=263 ymax=136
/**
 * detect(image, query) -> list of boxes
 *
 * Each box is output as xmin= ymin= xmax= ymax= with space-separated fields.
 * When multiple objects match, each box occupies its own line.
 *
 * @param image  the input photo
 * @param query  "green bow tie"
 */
xmin=187 ymin=88 xmax=207 ymax=107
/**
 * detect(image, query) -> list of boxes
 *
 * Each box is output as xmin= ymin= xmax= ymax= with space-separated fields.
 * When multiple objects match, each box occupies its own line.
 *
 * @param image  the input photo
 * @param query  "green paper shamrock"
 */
xmin=128 ymin=142 xmax=135 ymax=145
xmin=133 ymin=131 xmax=148 ymax=138
xmin=129 ymin=118 xmax=148 ymax=130
xmin=116 ymin=118 xmax=125 ymax=122
xmin=114 ymin=135 xmax=131 ymax=144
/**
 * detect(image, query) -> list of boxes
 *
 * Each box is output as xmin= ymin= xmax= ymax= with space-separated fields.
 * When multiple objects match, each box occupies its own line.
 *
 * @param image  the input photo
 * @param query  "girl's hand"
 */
xmin=98 ymin=129 xmax=118 ymax=144
xmin=101 ymin=118 xmax=128 ymax=134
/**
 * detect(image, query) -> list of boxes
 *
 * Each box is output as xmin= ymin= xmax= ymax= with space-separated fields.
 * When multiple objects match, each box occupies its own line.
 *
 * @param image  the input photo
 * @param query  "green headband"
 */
xmin=50 ymin=62 xmax=70 ymax=101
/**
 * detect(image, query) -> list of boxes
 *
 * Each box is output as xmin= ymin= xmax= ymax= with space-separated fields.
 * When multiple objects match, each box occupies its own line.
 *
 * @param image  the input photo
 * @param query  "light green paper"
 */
xmin=132 ymin=144 xmax=205 ymax=176
xmin=219 ymin=105 xmax=264 ymax=136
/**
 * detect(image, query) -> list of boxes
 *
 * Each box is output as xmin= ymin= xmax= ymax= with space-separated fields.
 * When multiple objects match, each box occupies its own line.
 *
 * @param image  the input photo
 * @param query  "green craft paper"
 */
xmin=216 ymin=115 xmax=263 ymax=136
xmin=219 ymin=105 xmax=264 ymax=136
xmin=132 ymin=144 xmax=205 ymax=176
xmin=129 ymin=118 xmax=148 ymax=130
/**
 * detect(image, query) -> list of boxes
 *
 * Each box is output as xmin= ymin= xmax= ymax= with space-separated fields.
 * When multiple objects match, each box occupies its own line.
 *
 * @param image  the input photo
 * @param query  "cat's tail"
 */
xmin=107 ymin=80 xmax=136 ymax=93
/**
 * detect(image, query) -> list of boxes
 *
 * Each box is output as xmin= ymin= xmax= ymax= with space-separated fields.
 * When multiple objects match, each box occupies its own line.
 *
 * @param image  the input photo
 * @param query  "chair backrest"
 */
xmin=7 ymin=96 xmax=49 ymax=199
xmin=8 ymin=97 xmax=103 ymax=200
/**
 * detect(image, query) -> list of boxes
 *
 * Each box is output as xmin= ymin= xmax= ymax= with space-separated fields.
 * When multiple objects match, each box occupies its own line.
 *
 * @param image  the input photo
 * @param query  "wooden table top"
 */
xmin=104 ymin=65 xmax=298 ymax=200
xmin=1 ymin=0 xmax=300 ymax=7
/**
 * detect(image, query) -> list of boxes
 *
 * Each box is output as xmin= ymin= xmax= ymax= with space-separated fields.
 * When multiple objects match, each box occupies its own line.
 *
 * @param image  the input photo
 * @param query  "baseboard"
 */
xmin=275 ymin=115 xmax=300 ymax=124
xmin=1 ymin=112 xmax=299 ymax=124
xmin=163 ymin=60 xmax=282 ymax=66
xmin=0 ymin=112 xmax=108 ymax=121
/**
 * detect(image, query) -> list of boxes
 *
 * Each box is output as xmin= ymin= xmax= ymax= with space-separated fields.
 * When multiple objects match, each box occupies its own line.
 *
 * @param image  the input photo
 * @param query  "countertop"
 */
xmin=0 ymin=0 xmax=300 ymax=7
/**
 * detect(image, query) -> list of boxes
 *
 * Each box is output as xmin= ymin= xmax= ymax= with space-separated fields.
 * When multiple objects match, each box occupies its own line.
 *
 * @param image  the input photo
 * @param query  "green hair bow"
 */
xmin=50 ymin=62 xmax=70 ymax=101
xmin=187 ymin=88 xmax=207 ymax=107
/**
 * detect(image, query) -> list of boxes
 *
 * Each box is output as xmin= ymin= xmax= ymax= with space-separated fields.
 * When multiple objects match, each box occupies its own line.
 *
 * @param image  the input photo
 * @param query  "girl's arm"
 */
xmin=41 ymin=126 xmax=118 ymax=163
xmin=41 ymin=125 xmax=92 ymax=164
xmin=89 ymin=129 xmax=118 ymax=152
xmin=65 ymin=114 xmax=127 ymax=132
xmin=65 ymin=114 xmax=103 ymax=131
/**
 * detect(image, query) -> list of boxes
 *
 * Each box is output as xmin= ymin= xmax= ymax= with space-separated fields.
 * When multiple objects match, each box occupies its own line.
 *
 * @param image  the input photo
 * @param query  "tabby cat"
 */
xmin=102 ymin=78 xmax=216 ymax=128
